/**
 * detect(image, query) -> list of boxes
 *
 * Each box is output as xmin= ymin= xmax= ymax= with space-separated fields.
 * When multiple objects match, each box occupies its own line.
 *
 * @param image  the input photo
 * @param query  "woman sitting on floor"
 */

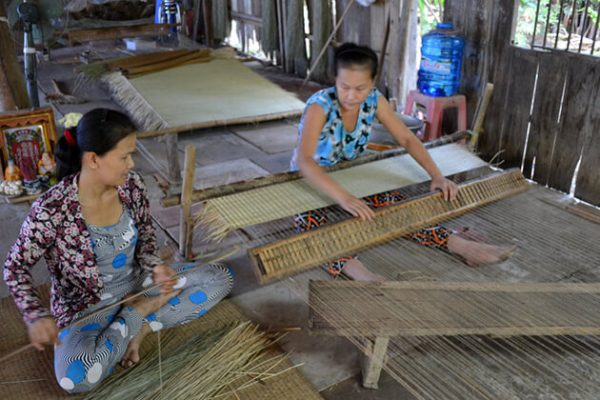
xmin=3 ymin=109 xmax=233 ymax=393
xmin=291 ymin=43 xmax=515 ymax=281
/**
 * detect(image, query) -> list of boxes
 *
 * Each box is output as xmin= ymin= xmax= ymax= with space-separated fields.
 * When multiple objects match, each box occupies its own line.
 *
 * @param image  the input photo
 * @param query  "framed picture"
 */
xmin=0 ymin=107 xmax=57 ymax=180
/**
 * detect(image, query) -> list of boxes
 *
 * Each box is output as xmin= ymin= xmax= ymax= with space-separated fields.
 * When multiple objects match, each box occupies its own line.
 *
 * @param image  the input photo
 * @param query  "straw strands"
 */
xmin=309 ymin=281 xmax=600 ymax=337
xmin=195 ymin=144 xmax=488 ymax=242
xmin=84 ymin=322 xmax=295 ymax=400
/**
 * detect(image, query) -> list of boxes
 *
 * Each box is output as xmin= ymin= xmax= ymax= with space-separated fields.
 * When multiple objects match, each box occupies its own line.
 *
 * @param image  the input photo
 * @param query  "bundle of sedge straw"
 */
xmin=84 ymin=322 xmax=296 ymax=400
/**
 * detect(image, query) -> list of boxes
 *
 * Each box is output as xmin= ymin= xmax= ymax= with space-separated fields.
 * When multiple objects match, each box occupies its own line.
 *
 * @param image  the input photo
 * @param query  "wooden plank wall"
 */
xmin=228 ymin=1 xmax=415 ymax=99
xmin=231 ymin=0 xmax=262 ymax=54
xmin=446 ymin=0 xmax=600 ymax=206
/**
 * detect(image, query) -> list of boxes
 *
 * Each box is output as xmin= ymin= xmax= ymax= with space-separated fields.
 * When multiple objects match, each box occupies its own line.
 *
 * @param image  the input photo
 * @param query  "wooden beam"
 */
xmin=64 ymin=24 xmax=175 ymax=45
xmin=231 ymin=11 xmax=262 ymax=25
xmin=309 ymin=280 xmax=600 ymax=337
xmin=361 ymin=336 xmax=389 ymax=389
xmin=136 ymin=109 xmax=303 ymax=139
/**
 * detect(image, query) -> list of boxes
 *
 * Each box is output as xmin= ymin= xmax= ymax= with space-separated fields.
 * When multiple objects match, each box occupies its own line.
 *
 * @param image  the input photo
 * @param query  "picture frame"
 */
xmin=0 ymin=107 xmax=57 ymax=180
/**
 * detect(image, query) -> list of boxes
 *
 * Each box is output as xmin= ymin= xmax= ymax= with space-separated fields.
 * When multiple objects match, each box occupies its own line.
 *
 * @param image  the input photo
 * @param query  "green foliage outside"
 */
xmin=514 ymin=0 xmax=599 ymax=54
xmin=418 ymin=0 xmax=445 ymax=36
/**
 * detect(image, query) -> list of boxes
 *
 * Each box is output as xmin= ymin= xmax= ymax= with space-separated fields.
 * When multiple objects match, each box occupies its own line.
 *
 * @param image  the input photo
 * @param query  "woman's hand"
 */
xmin=153 ymin=265 xmax=177 ymax=296
xmin=339 ymin=194 xmax=375 ymax=221
xmin=431 ymin=176 xmax=458 ymax=201
xmin=27 ymin=317 xmax=59 ymax=351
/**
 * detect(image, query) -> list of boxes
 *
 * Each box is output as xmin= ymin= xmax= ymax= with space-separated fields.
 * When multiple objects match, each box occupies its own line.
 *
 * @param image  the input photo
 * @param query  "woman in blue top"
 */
xmin=292 ymin=43 xmax=514 ymax=281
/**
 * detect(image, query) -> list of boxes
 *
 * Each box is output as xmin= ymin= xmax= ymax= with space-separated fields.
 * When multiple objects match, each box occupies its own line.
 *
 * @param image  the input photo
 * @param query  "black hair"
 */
xmin=333 ymin=43 xmax=378 ymax=79
xmin=55 ymin=108 xmax=136 ymax=180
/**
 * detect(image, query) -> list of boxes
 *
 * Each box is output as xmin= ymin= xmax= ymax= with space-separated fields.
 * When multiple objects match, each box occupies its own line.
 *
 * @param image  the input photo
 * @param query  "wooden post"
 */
xmin=163 ymin=134 xmax=182 ymax=186
xmin=470 ymin=83 xmax=494 ymax=150
xmin=0 ymin=2 xmax=30 ymax=110
xmin=395 ymin=0 xmax=416 ymax=106
xmin=179 ymin=144 xmax=197 ymax=259
xmin=276 ymin=0 xmax=289 ymax=72
xmin=361 ymin=336 xmax=389 ymax=389
xmin=192 ymin=0 xmax=201 ymax=42
xmin=202 ymin=0 xmax=213 ymax=46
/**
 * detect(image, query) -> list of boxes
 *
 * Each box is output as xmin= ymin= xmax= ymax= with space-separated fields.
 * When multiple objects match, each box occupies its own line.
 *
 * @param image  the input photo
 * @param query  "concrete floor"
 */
xmin=0 ymin=40 xmax=413 ymax=398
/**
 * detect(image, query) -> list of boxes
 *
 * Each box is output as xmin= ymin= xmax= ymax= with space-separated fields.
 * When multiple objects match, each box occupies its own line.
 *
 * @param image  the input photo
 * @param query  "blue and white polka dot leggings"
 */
xmin=53 ymin=263 xmax=233 ymax=393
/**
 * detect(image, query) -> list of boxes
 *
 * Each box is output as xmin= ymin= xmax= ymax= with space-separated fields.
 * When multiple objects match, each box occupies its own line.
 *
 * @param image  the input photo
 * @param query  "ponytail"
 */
xmin=53 ymin=108 xmax=136 ymax=181
xmin=55 ymin=131 xmax=82 ymax=181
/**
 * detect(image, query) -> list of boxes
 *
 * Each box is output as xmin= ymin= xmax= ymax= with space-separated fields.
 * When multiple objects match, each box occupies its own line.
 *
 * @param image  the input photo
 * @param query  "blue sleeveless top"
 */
xmin=290 ymin=86 xmax=381 ymax=171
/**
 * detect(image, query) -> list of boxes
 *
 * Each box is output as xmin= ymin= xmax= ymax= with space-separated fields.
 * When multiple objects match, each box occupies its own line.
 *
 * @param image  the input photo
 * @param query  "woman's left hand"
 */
xmin=153 ymin=265 xmax=177 ymax=295
xmin=430 ymin=176 xmax=458 ymax=201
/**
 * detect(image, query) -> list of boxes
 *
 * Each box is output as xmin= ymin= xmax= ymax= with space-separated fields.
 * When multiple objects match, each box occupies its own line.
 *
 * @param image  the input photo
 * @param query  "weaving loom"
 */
xmin=195 ymin=143 xmax=488 ymax=242
xmin=182 ymin=141 xmax=600 ymax=399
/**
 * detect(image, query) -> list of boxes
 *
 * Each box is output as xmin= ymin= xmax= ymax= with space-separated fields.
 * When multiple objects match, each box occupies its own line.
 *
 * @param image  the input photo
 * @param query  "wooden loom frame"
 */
xmin=308 ymin=280 xmax=600 ymax=389
xmin=172 ymin=144 xmax=526 ymax=390
xmin=164 ymin=130 xmax=470 ymax=207
xmin=174 ymin=132 xmax=471 ymax=259
xmin=248 ymin=169 xmax=528 ymax=284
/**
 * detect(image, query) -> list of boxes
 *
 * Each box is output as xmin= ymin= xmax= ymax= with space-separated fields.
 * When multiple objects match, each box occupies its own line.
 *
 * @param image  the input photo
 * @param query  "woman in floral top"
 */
xmin=4 ymin=109 xmax=233 ymax=393
xmin=291 ymin=43 xmax=515 ymax=280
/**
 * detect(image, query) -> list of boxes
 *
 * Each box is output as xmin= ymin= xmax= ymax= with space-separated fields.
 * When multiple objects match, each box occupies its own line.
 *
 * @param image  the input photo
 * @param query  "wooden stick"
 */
xmin=470 ymin=83 xmax=494 ymax=149
xmin=0 ymin=344 xmax=34 ymax=364
xmin=302 ymin=0 xmax=355 ymax=86
xmin=180 ymin=144 xmax=197 ymax=259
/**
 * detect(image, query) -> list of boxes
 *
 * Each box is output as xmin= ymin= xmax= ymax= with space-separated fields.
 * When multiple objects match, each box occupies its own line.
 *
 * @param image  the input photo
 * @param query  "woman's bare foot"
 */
xmin=343 ymin=259 xmax=386 ymax=281
xmin=119 ymin=290 xmax=181 ymax=368
xmin=120 ymin=323 xmax=151 ymax=368
xmin=448 ymin=235 xmax=516 ymax=267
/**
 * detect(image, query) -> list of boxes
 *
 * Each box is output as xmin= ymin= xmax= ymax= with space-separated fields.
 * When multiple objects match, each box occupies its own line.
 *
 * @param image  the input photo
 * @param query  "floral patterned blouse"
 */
xmin=3 ymin=171 xmax=162 ymax=328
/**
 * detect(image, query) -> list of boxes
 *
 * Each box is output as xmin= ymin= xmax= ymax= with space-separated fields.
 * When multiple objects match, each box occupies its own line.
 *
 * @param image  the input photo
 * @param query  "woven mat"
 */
xmin=0 ymin=287 xmax=321 ymax=400
xmin=104 ymin=58 xmax=306 ymax=134
xmin=198 ymin=144 xmax=488 ymax=240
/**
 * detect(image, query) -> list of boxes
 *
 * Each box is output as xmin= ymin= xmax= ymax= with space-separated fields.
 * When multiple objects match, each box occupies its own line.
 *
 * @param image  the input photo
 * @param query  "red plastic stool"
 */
xmin=404 ymin=90 xmax=467 ymax=141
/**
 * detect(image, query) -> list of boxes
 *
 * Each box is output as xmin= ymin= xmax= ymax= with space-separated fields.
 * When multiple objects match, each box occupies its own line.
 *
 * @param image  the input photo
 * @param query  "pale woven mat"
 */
xmin=199 ymin=143 xmax=487 ymax=235
xmin=108 ymin=58 xmax=306 ymax=132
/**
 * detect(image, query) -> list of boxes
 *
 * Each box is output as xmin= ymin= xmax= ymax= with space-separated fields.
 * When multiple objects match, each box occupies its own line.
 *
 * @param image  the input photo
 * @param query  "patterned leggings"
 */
xmin=294 ymin=191 xmax=451 ymax=277
xmin=53 ymin=263 xmax=233 ymax=393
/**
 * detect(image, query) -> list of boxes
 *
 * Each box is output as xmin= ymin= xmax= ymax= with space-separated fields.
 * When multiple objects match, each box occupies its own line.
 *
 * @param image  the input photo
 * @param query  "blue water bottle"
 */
xmin=417 ymin=22 xmax=465 ymax=97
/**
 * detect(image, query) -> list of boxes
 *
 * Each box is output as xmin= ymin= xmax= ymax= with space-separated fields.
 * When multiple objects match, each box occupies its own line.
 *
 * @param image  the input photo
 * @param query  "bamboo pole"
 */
xmin=470 ymin=83 xmax=494 ymax=150
xmin=179 ymin=144 xmax=197 ymax=259
xmin=136 ymin=109 xmax=303 ymax=139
